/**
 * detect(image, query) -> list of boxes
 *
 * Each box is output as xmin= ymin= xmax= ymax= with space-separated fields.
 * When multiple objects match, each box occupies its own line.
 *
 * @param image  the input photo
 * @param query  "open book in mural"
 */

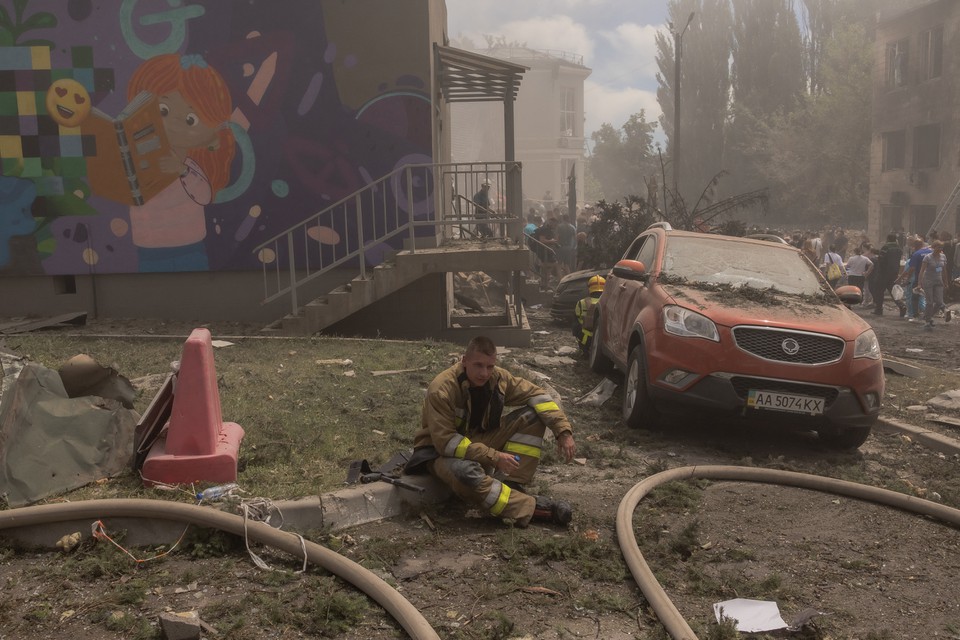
xmin=81 ymin=91 xmax=177 ymax=206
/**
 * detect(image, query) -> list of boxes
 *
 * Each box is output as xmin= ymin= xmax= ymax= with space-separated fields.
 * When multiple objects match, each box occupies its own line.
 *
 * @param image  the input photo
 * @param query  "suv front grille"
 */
xmin=730 ymin=377 xmax=840 ymax=406
xmin=732 ymin=326 xmax=844 ymax=364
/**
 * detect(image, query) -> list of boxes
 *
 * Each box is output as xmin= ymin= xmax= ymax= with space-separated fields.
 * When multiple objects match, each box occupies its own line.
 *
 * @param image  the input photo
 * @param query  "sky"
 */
xmin=445 ymin=0 xmax=670 ymax=149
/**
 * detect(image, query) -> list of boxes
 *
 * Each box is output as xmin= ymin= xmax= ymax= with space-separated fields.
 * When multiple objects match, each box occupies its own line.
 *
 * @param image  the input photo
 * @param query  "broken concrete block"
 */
xmin=926 ymin=389 xmax=960 ymax=413
xmin=159 ymin=610 xmax=201 ymax=640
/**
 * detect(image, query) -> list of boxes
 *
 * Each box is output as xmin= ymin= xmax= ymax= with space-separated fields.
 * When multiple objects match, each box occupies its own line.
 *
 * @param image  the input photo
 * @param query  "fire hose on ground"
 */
xmin=616 ymin=465 xmax=960 ymax=640
xmin=0 ymin=499 xmax=441 ymax=640
xmin=2 ymin=465 xmax=959 ymax=640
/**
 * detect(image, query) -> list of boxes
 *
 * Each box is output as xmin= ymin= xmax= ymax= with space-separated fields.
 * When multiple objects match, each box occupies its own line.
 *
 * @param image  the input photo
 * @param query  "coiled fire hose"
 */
xmin=616 ymin=465 xmax=960 ymax=640
xmin=0 ymin=499 xmax=440 ymax=640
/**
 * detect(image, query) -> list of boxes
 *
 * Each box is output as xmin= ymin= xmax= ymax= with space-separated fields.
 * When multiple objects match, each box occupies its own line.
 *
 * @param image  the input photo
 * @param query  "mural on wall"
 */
xmin=0 ymin=0 xmax=434 ymax=276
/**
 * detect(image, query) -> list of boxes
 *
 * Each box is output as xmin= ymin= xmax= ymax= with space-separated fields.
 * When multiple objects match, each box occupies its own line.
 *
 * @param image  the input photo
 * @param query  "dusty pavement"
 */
xmin=0 ymin=296 xmax=959 ymax=639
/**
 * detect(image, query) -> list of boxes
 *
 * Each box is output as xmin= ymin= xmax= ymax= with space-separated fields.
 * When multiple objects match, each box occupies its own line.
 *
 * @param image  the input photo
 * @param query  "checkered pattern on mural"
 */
xmin=0 ymin=45 xmax=114 ymax=190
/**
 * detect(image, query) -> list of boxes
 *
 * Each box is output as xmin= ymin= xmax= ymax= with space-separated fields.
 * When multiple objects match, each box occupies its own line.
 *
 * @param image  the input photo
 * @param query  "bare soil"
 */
xmin=1 ymin=298 xmax=960 ymax=639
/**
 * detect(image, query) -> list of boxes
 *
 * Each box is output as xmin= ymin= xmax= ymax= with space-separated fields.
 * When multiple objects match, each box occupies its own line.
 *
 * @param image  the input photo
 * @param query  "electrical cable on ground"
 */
xmin=0 ymin=499 xmax=440 ymax=640
xmin=616 ymin=465 xmax=960 ymax=640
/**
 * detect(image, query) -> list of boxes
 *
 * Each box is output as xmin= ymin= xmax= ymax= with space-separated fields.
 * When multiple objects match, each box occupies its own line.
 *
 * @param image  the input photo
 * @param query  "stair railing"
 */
xmin=253 ymin=161 xmax=523 ymax=315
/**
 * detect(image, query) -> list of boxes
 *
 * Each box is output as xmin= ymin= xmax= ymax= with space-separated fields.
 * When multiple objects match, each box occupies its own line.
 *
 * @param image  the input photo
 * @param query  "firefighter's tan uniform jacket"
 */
xmin=413 ymin=362 xmax=572 ymax=467
xmin=410 ymin=361 xmax=572 ymax=522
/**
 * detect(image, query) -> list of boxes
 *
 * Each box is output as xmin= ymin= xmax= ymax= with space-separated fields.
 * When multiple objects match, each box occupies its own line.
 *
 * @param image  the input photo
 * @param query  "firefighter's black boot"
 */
xmin=531 ymin=496 xmax=572 ymax=525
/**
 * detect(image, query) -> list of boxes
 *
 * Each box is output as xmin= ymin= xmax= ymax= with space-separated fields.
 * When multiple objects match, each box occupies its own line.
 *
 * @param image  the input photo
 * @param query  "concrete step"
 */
xmin=0 ymin=475 xmax=452 ymax=548
xmin=283 ymin=240 xmax=534 ymax=338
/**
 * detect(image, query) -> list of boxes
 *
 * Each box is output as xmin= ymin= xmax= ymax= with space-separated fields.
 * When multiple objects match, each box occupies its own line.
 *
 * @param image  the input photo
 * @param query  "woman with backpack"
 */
xmin=821 ymin=245 xmax=846 ymax=289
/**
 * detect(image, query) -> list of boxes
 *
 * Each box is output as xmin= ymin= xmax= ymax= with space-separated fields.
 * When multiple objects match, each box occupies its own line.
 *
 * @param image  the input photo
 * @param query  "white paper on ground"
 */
xmin=713 ymin=598 xmax=788 ymax=633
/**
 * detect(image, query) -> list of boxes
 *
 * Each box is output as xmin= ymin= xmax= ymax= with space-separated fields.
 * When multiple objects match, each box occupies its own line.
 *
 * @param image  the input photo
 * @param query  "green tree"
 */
xmin=743 ymin=23 xmax=872 ymax=225
xmin=725 ymin=0 xmax=806 ymax=198
xmin=655 ymin=0 xmax=733 ymax=207
xmin=578 ymin=196 xmax=657 ymax=268
xmin=587 ymin=111 xmax=658 ymax=203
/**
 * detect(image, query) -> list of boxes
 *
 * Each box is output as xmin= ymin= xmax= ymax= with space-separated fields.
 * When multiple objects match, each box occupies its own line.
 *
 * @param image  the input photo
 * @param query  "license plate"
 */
xmin=747 ymin=389 xmax=824 ymax=415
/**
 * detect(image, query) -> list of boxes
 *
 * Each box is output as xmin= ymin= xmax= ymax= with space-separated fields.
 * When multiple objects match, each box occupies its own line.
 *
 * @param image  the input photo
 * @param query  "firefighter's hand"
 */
xmin=495 ymin=451 xmax=521 ymax=474
xmin=556 ymin=432 xmax=576 ymax=463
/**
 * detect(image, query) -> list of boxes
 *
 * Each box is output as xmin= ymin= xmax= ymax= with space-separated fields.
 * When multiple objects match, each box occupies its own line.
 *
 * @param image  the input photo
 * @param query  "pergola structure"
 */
xmin=435 ymin=45 xmax=528 ymax=238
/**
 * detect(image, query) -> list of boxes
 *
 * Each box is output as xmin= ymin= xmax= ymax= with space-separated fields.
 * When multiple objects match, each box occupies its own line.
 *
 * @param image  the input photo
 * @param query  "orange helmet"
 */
xmin=588 ymin=275 xmax=606 ymax=293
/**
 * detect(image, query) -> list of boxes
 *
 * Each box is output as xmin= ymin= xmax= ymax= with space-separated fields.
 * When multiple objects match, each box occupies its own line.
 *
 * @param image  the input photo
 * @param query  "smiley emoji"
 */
xmin=45 ymin=78 xmax=91 ymax=128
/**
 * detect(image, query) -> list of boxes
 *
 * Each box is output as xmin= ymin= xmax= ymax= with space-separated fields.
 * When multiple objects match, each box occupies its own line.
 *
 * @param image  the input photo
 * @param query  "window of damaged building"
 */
xmin=913 ymin=123 xmax=941 ymax=170
xmin=885 ymin=37 xmax=909 ymax=88
xmin=919 ymin=26 xmax=943 ymax=82
xmin=882 ymin=130 xmax=906 ymax=171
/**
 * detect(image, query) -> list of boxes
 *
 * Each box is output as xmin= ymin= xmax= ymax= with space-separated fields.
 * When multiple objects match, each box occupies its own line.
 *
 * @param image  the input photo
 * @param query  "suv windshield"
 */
xmin=661 ymin=235 xmax=825 ymax=296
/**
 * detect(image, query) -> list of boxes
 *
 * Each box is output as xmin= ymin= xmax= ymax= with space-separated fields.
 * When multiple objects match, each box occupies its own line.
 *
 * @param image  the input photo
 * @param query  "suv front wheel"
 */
xmin=623 ymin=344 xmax=659 ymax=429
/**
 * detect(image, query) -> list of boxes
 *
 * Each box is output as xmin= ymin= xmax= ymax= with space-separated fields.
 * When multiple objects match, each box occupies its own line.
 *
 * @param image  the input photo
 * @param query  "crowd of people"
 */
xmin=522 ymin=205 xmax=595 ymax=292
xmin=769 ymin=225 xmax=958 ymax=330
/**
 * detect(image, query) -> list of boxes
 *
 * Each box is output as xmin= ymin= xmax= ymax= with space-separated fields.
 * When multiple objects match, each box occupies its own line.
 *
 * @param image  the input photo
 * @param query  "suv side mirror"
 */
xmin=834 ymin=284 xmax=863 ymax=307
xmin=612 ymin=259 xmax=647 ymax=282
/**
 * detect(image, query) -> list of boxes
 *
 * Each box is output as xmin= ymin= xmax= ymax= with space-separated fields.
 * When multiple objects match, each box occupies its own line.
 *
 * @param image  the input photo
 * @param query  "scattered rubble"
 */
xmin=158 ymin=610 xmax=202 ymax=640
xmin=926 ymin=389 xmax=960 ymax=413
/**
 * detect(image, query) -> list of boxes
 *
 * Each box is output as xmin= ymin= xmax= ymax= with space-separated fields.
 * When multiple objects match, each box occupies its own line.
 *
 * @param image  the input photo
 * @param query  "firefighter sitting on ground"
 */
xmin=405 ymin=335 xmax=575 ymax=526
xmin=574 ymin=275 xmax=605 ymax=354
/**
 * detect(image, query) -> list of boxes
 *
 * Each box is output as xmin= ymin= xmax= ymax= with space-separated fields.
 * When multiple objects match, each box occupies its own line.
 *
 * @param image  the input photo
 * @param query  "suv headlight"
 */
xmin=854 ymin=329 xmax=881 ymax=359
xmin=663 ymin=305 xmax=719 ymax=341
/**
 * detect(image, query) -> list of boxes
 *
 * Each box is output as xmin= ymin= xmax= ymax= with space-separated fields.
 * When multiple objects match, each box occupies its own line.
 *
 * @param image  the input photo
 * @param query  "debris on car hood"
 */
xmin=661 ymin=280 xmax=869 ymax=337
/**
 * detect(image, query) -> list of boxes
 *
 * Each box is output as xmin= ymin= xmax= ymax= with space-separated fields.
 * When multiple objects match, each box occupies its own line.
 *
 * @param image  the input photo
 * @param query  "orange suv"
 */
xmin=588 ymin=223 xmax=884 ymax=449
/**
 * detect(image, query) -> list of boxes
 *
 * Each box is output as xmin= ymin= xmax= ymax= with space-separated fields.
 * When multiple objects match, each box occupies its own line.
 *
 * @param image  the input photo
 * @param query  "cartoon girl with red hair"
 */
xmin=126 ymin=54 xmax=235 ymax=272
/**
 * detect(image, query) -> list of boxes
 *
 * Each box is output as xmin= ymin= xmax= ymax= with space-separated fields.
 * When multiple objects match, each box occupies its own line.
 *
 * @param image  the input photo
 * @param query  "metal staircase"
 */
xmin=928 ymin=174 xmax=960 ymax=236
xmin=252 ymin=161 xmax=531 ymax=341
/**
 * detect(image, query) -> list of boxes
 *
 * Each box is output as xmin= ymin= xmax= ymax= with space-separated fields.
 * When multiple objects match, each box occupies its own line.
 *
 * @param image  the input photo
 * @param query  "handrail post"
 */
xmin=356 ymin=194 xmax=366 ymax=279
xmin=287 ymin=233 xmax=298 ymax=314
xmin=407 ymin=165 xmax=416 ymax=253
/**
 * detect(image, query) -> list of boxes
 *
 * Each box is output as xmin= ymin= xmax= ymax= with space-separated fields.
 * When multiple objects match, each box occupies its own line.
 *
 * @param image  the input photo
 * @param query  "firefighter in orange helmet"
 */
xmin=574 ymin=275 xmax=605 ymax=354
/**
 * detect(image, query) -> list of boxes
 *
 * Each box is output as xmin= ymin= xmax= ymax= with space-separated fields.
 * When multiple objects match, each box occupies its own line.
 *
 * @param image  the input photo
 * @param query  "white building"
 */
xmin=451 ymin=46 xmax=590 ymax=216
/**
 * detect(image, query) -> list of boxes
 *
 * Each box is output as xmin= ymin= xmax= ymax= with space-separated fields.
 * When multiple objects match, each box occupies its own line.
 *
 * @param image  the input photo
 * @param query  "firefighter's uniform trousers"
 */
xmin=427 ymin=406 xmax=545 ymax=523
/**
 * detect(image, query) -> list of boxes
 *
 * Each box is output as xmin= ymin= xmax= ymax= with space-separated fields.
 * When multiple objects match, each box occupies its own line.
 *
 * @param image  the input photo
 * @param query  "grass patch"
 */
xmin=667 ymin=520 xmax=701 ymax=560
xmin=574 ymin=591 xmax=637 ymax=614
xmin=498 ymin=528 xmax=627 ymax=582
xmin=646 ymin=479 xmax=706 ymax=511
xmin=111 ymin=578 xmax=149 ymax=604
xmin=4 ymin=334 xmax=459 ymax=502
xmin=23 ymin=602 xmax=53 ymax=623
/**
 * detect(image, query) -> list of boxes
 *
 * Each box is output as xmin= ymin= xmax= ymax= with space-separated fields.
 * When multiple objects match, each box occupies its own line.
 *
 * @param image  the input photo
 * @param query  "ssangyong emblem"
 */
xmin=781 ymin=338 xmax=800 ymax=355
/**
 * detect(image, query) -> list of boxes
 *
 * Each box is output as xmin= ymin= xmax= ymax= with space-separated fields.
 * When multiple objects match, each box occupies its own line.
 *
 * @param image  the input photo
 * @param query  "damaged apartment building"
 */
xmin=870 ymin=0 xmax=960 ymax=240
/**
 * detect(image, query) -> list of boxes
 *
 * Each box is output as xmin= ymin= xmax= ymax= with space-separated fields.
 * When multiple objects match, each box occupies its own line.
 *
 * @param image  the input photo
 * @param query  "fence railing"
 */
xmin=253 ymin=161 xmax=523 ymax=316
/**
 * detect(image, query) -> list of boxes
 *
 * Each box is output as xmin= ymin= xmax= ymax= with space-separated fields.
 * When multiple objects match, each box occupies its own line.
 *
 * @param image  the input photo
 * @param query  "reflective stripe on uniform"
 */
xmin=504 ymin=441 xmax=541 ymax=459
xmin=444 ymin=434 xmax=472 ymax=458
xmin=504 ymin=433 xmax=543 ymax=459
xmin=484 ymin=480 xmax=512 ymax=516
xmin=529 ymin=395 xmax=559 ymax=414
